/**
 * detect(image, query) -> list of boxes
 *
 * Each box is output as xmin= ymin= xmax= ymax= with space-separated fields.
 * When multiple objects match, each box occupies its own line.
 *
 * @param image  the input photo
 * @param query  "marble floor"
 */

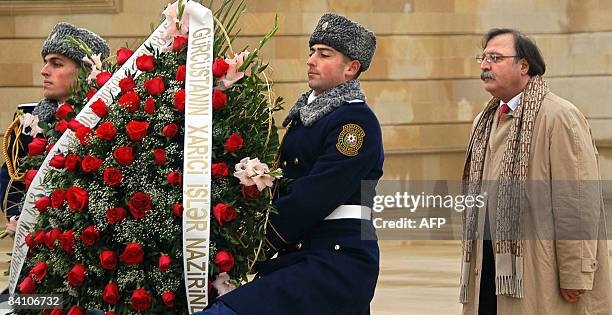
xmin=0 ymin=238 xmax=610 ymax=314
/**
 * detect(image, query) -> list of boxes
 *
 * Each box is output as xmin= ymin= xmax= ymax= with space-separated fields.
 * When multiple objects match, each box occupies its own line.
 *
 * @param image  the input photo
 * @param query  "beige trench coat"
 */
xmin=462 ymin=92 xmax=612 ymax=315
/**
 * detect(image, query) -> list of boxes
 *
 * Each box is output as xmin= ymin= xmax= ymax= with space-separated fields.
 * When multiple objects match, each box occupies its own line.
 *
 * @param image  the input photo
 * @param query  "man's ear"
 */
xmin=345 ymin=59 xmax=361 ymax=78
xmin=520 ymin=59 xmax=530 ymax=75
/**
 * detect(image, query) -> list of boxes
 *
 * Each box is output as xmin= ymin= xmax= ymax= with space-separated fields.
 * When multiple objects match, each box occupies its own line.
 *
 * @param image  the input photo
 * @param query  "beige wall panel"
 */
xmin=599 ymin=148 xmax=612 ymax=180
xmin=0 ymin=87 xmax=41 ymax=132
xmin=382 ymin=124 xmax=472 ymax=152
xmin=383 ymin=152 xmax=466 ymax=180
xmin=2 ymin=0 xmax=611 ymax=39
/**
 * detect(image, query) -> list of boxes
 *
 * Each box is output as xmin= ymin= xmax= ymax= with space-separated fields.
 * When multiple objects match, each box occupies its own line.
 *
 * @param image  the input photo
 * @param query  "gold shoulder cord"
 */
xmin=2 ymin=115 xmax=26 ymax=216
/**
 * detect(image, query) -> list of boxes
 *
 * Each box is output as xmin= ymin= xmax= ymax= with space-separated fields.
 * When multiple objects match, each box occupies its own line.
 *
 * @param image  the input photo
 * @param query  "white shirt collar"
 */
xmin=500 ymin=92 xmax=522 ymax=112
xmin=307 ymin=91 xmax=317 ymax=104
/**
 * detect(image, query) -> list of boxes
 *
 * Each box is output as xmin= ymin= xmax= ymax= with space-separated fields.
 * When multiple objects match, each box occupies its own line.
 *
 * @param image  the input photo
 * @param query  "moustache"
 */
xmin=480 ymin=71 xmax=495 ymax=81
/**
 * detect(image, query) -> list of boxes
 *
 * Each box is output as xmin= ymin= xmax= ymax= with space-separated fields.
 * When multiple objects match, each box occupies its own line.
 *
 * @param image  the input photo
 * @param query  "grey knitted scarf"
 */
xmin=460 ymin=76 xmax=549 ymax=303
xmin=282 ymin=79 xmax=365 ymax=127
xmin=32 ymin=99 xmax=59 ymax=123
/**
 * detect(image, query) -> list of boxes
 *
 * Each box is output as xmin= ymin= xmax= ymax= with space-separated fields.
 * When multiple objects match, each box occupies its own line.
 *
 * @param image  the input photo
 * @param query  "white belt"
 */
xmin=324 ymin=205 xmax=371 ymax=221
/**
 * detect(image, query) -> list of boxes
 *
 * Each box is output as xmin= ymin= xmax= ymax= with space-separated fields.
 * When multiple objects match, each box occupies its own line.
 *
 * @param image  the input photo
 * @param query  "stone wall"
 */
xmin=0 ymin=0 xmax=611 ymax=182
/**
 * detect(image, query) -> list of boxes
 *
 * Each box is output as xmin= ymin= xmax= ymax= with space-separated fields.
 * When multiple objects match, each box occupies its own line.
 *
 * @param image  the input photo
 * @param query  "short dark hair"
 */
xmin=482 ymin=28 xmax=546 ymax=76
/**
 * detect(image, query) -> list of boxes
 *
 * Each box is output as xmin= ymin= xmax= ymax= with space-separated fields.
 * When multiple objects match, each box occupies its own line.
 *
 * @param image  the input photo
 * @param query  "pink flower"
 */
xmin=233 ymin=157 xmax=281 ymax=191
xmin=162 ymin=1 xmax=190 ymax=40
xmin=212 ymin=272 xmax=237 ymax=297
xmin=219 ymin=50 xmax=249 ymax=90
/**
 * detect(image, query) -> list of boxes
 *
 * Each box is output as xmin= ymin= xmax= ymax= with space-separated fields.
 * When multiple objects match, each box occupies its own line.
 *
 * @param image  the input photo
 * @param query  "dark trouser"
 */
xmin=479 ymin=213 xmax=497 ymax=315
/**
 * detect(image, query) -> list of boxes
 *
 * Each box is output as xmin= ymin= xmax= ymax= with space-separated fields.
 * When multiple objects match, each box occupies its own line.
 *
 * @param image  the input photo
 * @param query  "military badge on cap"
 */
xmin=336 ymin=124 xmax=365 ymax=157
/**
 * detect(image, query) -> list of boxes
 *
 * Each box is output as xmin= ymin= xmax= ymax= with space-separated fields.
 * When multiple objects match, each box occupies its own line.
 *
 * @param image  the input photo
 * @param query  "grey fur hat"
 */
xmin=309 ymin=13 xmax=376 ymax=72
xmin=41 ymin=22 xmax=110 ymax=65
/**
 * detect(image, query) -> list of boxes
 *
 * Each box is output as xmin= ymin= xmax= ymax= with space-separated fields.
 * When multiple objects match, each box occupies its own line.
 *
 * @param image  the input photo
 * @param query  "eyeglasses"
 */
xmin=476 ymin=54 xmax=518 ymax=64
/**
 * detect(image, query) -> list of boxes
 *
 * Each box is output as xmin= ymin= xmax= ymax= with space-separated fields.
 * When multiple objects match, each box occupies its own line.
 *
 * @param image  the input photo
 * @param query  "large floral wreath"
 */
xmin=14 ymin=1 xmax=282 ymax=313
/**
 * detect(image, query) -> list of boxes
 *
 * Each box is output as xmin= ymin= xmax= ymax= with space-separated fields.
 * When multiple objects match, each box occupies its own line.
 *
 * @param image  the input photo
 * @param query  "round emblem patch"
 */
xmin=336 ymin=124 xmax=365 ymax=157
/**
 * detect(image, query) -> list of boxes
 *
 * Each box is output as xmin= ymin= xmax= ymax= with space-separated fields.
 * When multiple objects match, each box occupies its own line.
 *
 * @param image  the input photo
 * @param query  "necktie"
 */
xmin=497 ymin=103 xmax=510 ymax=126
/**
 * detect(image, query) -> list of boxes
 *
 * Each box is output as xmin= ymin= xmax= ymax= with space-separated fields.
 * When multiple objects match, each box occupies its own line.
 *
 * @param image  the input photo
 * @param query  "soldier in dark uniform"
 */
xmin=198 ymin=13 xmax=383 ymax=315
xmin=1 ymin=22 xmax=109 ymax=223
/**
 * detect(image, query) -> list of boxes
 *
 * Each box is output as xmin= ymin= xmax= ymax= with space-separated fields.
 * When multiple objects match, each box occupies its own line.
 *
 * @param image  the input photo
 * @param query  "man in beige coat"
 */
xmin=461 ymin=28 xmax=611 ymax=315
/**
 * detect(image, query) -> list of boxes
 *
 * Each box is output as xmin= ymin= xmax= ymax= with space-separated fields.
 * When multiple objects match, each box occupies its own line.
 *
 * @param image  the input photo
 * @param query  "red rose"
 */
xmin=173 ymin=89 xmax=185 ymax=112
xmin=81 ymin=155 xmax=103 ymax=173
xmin=144 ymin=97 xmax=155 ymax=114
xmin=144 ymin=77 xmax=165 ymax=96
xmin=213 ymin=203 xmax=237 ymax=225
xmin=162 ymin=291 xmax=175 ymax=308
xmin=28 ymin=137 xmax=47 ymax=156
xmin=65 ymin=154 xmax=81 ymax=171
xmin=128 ymin=192 xmax=151 ymax=219
xmin=99 ymin=250 xmax=117 ymax=270
xmin=67 ymin=263 xmax=86 ymax=286
xmin=55 ymin=103 xmax=74 ymax=120
xmin=119 ymin=243 xmax=144 ymax=265
xmin=224 ymin=133 xmax=244 ymax=152
xmin=173 ymin=35 xmax=188 ymax=52
xmin=25 ymin=232 xmax=34 ymax=247
xmin=59 ymin=230 xmax=75 ymax=253
xmin=106 ymin=207 xmax=127 ymax=224
xmin=113 ymin=146 xmax=134 ymax=166
xmin=46 ymin=142 xmax=55 ymax=153
xmin=25 ymin=232 xmax=36 ymax=248
xmin=51 ymin=188 xmax=66 ymax=208
xmin=91 ymin=99 xmax=109 ymax=118
xmin=212 ymin=58 xmax=229 ymax=78
xmin=48 ymin=308 xmax=63 ymax=315
xmin=103 ymin=168 xmax=123 ymax=187
xmin=167 ymin=171 xmax=182 ymax=186
xmin=18 ymin=275 xmax=36 ymax=294
xmin=55 ymin=119 xmax=68 ymax=133
xmin=29 ymin=261 xmax=48 ymax=281
xmin=162 ymin=123 xmax=179 ymax=138
xmin=152 ymin=148 xmax=166 ymax=166
xmin=136 ymin=54 xmax=154 ymax=71
xmin=117 ymin=48 xmax=134 ymax=65
xmin=49 ymin=154 xmax=66 ymax=169
xmin=35 ymin=196 xmax=51 ymax=212
xmin=176 ymin=65 xmax=186 ymax=82
xmin=171 ymin=203 xmax=183 ymax=217
xmin=45 ymin=228 xmax=61 ymax=249
xmin=119 ymin=77 xmax=136 ymax=93
xmin=75 ymin=126 xmax=93 ymax=146
xmin=126 ymin=121 xmax=149 ymax=141
xmin=67 ymin=306 xmax=83 ymax=315
xmin=130 ymin=288 xmax=152 ymax=312
xmin=118 ymin=91 xmax=141 ymax=112
xmin=96 ymin=121 xmax=117 ymax=141
xmin=66 ymin=186 xmax=88 ymax=212
xmin=33 ymin=230 xmax=46 ymax=245
xmin=214 ymin=251 xmax=235 ymax=272
xmin=80 ymin=225 xmax=99 ymax=246
xmin=103 ymin=282 xmax=119 ymax=304
xmin=159 ymin=255 xmax=171 ymax=272
xmin=212 ymin=162 xmax=229 ymax=178
xmin=86 ymin=88 xmax=98 ymax=100
xmin=212 ymin=89 xmax=227 ymax=110
xmin=25 ymin=169 xmax=37 ymax=190
xmin=242 ymin=185 xmax=262 ymax=199
xmin=96 ymin=71 xmax=112 ymax=87
xmin=106 ymin=311 xmax=116 ymax=315
xmin=68 ymin=119 xmax=84 ymax=132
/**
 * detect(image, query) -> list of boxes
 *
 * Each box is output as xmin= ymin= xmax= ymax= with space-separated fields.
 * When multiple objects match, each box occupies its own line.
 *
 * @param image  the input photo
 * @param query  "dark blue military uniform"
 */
xmin=1 ymin=103 xmax=36 ymax=219
xmin=214 ymin=100 xmax=384 ymax=315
